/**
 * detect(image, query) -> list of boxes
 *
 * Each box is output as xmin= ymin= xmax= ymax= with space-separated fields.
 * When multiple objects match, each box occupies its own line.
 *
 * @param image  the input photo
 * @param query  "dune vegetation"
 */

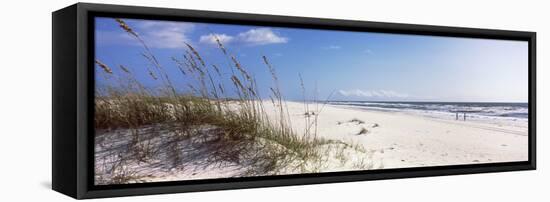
xmin=94 ymin=19 xmax=372 ymax=185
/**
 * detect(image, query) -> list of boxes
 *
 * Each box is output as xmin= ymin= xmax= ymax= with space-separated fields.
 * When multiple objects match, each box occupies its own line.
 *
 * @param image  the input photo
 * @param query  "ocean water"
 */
xmin=327 ymin=101 xmax=529 ymax=120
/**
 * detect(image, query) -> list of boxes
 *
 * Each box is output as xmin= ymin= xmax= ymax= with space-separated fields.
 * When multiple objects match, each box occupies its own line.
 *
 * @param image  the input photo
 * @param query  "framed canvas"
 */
xmin=52 ymin=3 xmax=536 ymax=199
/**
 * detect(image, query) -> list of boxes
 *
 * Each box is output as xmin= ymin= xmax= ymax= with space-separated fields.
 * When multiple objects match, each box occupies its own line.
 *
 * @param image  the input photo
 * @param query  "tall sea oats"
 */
xmin=95 ymin=59 xmax=113 ymax=74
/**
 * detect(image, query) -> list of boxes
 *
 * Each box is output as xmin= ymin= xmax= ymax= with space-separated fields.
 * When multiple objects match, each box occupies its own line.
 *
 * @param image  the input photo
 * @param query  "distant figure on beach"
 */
xmin=454 ymin=111 xmax=467 ymax=121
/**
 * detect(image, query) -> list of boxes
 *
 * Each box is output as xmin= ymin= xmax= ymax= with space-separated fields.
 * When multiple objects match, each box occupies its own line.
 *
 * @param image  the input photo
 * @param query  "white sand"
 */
xmin=95 ymin=100 xmax=528 ymax=184
xmin=95 ymin=125 xmax=251 ymax=184
xmin=263 ymin=101 xmax=528 ymax=169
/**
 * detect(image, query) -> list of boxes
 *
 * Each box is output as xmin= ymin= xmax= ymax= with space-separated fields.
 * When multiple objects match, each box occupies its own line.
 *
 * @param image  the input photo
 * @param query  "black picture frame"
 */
xmin=52 ymin=3 xmax=536 ymax=199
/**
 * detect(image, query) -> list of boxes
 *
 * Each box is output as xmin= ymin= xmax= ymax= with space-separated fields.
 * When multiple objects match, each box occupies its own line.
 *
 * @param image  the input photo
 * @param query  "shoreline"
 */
xmin=263 ymin=101 xmax=528 ymax=169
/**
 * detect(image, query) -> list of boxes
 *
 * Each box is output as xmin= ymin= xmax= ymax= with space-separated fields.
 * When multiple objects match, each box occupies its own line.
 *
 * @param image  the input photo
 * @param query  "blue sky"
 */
xmin=95 ymin=17 xmax=528 ymax=102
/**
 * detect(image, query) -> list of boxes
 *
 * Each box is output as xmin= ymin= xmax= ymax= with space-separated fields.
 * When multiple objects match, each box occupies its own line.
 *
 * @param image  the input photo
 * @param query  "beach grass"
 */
xmin=94 ymin=18 xmax=370 ymax=184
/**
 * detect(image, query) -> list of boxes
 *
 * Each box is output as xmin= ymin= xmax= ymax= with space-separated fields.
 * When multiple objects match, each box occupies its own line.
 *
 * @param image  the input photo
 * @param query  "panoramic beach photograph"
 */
xmin=93 ymin=17 xmax=529 ymax=185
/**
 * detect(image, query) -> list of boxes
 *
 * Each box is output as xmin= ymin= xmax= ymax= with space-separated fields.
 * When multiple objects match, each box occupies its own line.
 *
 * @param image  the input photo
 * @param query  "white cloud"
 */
xmin=338 ymin=89 xmax=409 ymax=98
xmin=199 ymin=33 xmax=234 ymax=45
xmin=237 ymin=28 xmax=288 ymax=45
xmin=198 ymin=28 xmax=288 ymax=46
xmin=97 ymin=19 xmax=194 ymax=49
xmin=364 ymin=49 xmax=373 ymax=54
xmin=98 ymin=19 xmax=288 ymax=48
xmin=135 ymin=20 xmax=194 ymax=49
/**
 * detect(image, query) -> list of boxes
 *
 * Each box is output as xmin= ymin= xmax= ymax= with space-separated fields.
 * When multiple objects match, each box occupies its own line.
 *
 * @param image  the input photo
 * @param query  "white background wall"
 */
xmin=0 ymin=0 xmax=547 ymax=201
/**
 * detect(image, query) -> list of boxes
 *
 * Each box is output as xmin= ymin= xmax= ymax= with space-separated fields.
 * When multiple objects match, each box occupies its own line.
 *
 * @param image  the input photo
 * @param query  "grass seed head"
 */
xmin=95 ymin=59 xmax=113 ymax=74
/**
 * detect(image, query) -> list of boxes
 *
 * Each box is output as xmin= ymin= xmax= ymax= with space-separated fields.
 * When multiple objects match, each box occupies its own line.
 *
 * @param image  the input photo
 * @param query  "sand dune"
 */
xmin=95 ymin=100 xmax=528 ymax=184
